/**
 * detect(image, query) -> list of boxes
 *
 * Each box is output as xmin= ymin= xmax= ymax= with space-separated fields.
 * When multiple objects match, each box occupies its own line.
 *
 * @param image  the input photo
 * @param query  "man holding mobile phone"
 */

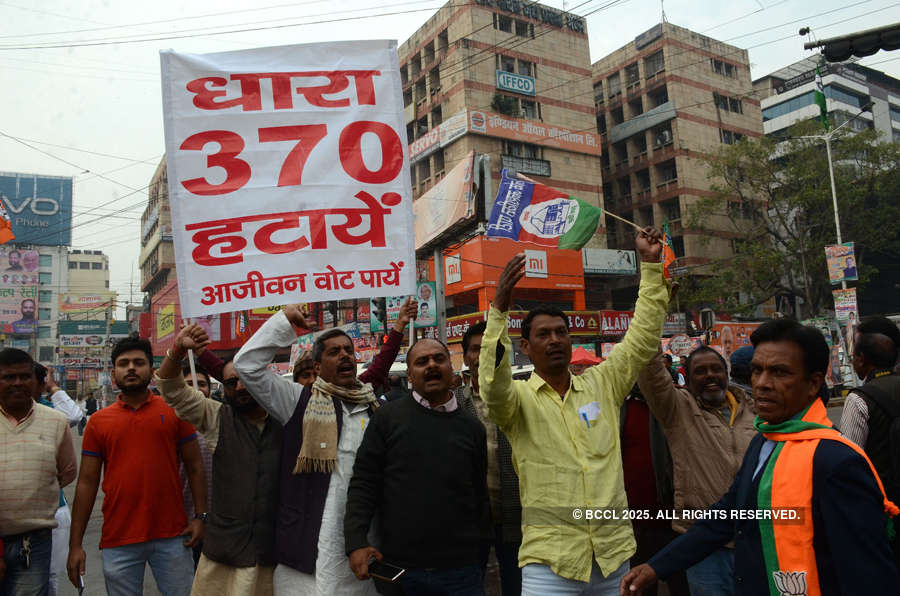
xmin=345 ymin=338 xmax=489 ymax=595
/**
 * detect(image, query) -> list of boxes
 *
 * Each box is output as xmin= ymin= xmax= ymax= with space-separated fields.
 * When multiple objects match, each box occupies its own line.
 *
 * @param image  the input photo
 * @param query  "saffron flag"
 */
xmin=814 ymin=66 xmax=829 ymax=131
xmin=486 ymin=170 xmax=602 ymax=250
xmin=234 ymin=310 xmax=250 ymax=339
xmin=662 ymin=221 xmax=676 ymax=279
xmin=0 ymin=202 xmax=15 ymax=245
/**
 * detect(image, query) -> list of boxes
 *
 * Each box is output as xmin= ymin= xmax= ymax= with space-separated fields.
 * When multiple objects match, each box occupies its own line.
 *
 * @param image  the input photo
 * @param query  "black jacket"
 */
xmin=649 ymin=433 xmax=899 ymax=595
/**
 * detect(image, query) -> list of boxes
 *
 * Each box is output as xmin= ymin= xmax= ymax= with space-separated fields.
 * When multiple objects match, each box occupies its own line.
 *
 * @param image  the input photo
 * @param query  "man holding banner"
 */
xmin=479 ymin=228 xmax=669 ymax=594
xmin=233 ymin=298 xmax=416 ymax=595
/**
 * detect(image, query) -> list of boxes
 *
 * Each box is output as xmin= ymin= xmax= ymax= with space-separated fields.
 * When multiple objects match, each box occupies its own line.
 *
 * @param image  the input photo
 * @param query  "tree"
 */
xmin=681 ymin=119 xmax=900 ymax=318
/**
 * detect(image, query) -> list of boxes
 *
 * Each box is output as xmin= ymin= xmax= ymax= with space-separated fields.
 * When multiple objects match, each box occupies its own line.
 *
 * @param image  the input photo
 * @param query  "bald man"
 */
xmin=345 ymin=338 xmax=489 ymax=595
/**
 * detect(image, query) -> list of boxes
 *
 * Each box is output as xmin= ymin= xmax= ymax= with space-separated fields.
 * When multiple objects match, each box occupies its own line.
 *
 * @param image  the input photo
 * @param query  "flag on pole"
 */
xmin=814 ymin=66 xmax=829 ymax=131
xmin=486 ymin=170 xmax=602 ymax=250
xmin=0 ymin=201 xmax=15 ymax=245
xmin=662 ymin=221 xmax=676 ymax=279
xmin=234 ymin=310 xmax=250 ymax=339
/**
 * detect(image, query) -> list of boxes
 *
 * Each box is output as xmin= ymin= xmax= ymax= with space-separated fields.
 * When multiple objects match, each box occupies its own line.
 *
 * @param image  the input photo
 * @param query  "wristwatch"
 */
xmin=194 ymin=512 xmax=208 ymax=522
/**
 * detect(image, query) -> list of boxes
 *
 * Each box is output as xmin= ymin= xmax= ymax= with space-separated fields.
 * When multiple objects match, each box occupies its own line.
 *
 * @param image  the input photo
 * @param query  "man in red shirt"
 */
xmin=66 ymin=335 xmax=207 ymax=596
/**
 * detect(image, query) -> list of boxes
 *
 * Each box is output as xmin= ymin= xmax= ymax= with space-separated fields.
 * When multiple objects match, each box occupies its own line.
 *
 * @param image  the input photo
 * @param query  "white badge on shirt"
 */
xmin=577 ymin=401 xmax=602 ymax=429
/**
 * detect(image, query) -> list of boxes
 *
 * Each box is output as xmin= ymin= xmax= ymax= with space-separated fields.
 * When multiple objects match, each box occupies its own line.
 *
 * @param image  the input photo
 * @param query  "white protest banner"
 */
xmin=161 ymin=41 xmax=415 ymax=318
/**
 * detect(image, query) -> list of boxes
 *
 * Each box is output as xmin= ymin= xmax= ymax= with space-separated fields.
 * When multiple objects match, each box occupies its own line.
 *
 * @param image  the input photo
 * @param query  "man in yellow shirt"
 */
xmin=479 ymin=228 xmax=668 ymax=595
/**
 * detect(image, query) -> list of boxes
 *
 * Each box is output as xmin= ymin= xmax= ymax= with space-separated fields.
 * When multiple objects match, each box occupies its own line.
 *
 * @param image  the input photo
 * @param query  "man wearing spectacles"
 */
xmin=156 ymin=324 xmax=283 ymax=595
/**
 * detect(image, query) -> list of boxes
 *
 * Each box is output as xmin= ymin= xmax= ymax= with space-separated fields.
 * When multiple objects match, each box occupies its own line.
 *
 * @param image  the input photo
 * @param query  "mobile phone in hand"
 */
xmin=367 ymin=557 xmax=405 ymax=582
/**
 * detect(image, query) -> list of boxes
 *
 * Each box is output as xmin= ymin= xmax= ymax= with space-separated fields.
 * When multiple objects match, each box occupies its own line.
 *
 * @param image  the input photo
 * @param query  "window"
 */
xmin=500 ymin=55 xmax=516 ymax=73
xmin=518 ymin=59 xmax=533 ymax=77
xmin=79 ymin=262 xmax=89 ymax=269
xmin=521 ymin=100 xmax=536 ymax=119
xmin=711 ymin=59 xmax=724 ymax=75
xmin=68 ymin=261 xmax=77 ymax=269
xmin=607 ymin=73 xmax=621 ymax=97
xmin=597 ymin=114 xmax=607 ymax=135
xmin=720 ymin=129 xmax=743 ymax=144
xmin=494 ymin=14 xmax=513 ymax=33
xmin=644 ymin=51 xmax=664 ymax=76
xmin=39 ymin=255 xmax=52 ymax=267
xmin=672 ymin=235 xmax=685 ymax=258
xmin=39 ymin=290 xmax=52 ymax=303
xmin=593 ymin=81 xmax=604 ymax=104
xmin=39 ymin=272 xmax=51 ymax=285
xmin=505 ymin=141 xmax=540 ymax=159
xmin=92 ymin=262 xmax=103 ymax=270
xmin=105 ymin=280 xmax=109 ymax=288
xmin=39 ymin=347 xmax=54 ymax=362
xmin=714 ymin=92 xmax=728 ymax=110
xmin=39 ymin=308 xmax=51 ymax=321
xmin=625 ymin=63 xmax=639 ymax=86
xmin=515 ymin=19 xmax=531 ymax=37
xmin=891 ymin=107 xmax=900 ymax=123
xmin=38 ymin=326 xmax=51 ymax=339
xmin=662 ymin=198 xmax=681 ymax=222
xmin=725 ymin=63 xmax=736 ymax=78
xmin=729 ymin=97 xmax=743 ymax=114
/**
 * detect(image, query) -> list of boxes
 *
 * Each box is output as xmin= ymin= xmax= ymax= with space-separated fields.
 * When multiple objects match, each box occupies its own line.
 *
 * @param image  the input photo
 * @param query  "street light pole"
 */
xmin=823 ymin=134 xmax=846 ymax=291
xmin=797 ymin=102 xmax=871 ymax=292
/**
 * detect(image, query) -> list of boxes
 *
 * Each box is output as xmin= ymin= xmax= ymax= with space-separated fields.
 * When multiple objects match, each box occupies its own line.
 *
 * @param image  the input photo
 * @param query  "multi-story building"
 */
xmin=140 ymin=157 xmax=175 ymax=302
xmin=754 ymin=56 xmax=900 ymax=141
xmin=66 ymin=250 xmax=109 ymax=294
xmin=592 ymin=22 xmax=764 ymax=299
xmin=400 ymin=0 xmax=610 ymax=317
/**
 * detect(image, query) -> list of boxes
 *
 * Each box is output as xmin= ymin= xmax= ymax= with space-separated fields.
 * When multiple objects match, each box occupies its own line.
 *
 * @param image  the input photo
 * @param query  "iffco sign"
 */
xmin=0 ymin=173 xmax=73 ymax=246
xmin=496 ymin=71 xmax=536 ymax=96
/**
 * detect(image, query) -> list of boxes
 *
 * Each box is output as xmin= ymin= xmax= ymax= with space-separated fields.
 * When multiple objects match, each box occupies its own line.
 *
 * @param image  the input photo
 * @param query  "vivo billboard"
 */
xmin=0 ymin=173 xmax=73 ymax=246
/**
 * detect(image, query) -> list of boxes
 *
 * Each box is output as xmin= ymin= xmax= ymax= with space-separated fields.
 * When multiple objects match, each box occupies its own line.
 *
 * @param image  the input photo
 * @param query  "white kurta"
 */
xmin=234 ymin=312 xmax=378 ymax=596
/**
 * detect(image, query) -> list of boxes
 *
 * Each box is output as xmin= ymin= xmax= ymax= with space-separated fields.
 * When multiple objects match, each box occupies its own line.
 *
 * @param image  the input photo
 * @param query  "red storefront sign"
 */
xmin=446 ymin=310 xmax=605 ymax=342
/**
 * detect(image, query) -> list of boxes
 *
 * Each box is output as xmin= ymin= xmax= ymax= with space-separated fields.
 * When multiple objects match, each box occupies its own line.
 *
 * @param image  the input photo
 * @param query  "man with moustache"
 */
xmin=158 ymin=324 xmax=283 ymax=595
xmin=0 ymin=349 xmax=77 ymax=595
xmin=622 ymin=319 xmax=899 ymax=595
xmin=636 ymin=346 xmax=756 ymax=594
xmin=233 ymin=299 xmax=417 ymax=596
xmin=66 ymin=334 xmax=206 ymax=596
xmin=346 ymin=338 xmax=488 ymax=594
xmin=479 ymin=228 xmax=669 ymax=594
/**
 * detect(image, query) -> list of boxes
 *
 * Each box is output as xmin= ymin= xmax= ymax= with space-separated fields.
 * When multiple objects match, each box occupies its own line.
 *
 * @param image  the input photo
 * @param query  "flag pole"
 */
xmin=182 ymin=318 xmax=199 ymax=392
xmin=605 ymin=210 xmax=644 ymax=232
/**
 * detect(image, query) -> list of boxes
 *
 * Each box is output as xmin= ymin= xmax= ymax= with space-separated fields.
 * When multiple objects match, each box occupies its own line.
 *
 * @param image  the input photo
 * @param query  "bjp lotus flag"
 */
xmin=0 ymin=201 xmax=15 ymax=245
xmin=662 ymin=221 xmax=676 ymax=279
xmin=486 ymin=170 xmax=602 ymax=250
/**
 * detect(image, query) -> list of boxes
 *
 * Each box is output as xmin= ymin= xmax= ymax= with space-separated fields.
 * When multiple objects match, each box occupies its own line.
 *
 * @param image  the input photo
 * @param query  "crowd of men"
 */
xmin=1 ymin=226 xmax=899 ymax=596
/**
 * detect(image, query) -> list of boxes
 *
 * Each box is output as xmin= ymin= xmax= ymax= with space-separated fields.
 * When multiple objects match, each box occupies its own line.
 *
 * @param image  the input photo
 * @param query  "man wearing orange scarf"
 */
xmin=621 ymin=319 xmax=899 ymax=596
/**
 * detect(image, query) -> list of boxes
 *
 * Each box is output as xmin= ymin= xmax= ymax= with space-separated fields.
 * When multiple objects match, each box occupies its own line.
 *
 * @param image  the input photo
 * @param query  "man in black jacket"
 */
xmin=621 ymin=319 xmax=899 ymax=596
xmin=346 ymin=338 xmax=488 ymax=595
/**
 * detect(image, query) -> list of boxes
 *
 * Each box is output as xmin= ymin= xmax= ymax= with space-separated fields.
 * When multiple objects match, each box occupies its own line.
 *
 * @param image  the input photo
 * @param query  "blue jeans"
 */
xmin=101 ymin=536 xmax=193 ymax=596
xmin=400 ymin=564 xmax=485 ymax=596
xmin=1 ymin=528 xmax=52 ymax=596
xmin=685 ymin=546 xmax=735 ymax=596
xmin=521 ymin=560 xmax=628 ymax=596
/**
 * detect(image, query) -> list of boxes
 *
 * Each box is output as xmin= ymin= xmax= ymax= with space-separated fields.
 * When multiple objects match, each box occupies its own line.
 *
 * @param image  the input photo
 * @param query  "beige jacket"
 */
xmin=637 ymin=354 xmax=756 ymax=533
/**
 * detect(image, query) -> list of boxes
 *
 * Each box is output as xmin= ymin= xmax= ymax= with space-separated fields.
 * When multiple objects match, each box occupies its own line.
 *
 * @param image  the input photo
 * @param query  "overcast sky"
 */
xmin=1 ymin=0 xmax=897 ymax=317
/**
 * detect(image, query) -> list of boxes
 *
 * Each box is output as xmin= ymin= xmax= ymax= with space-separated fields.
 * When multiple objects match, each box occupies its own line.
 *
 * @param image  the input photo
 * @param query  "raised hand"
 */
xmin=283 ymin=304 xmax=313 ymax=330
xmin=635 ymin=226 xmax=663 ymax=263
xmin=493 ymin=253 xmax=526 ymax=313
xmin=174 ymin=324 xmax=210 ymax=357
xmin=393 ymin=297 xmax=419 ymax=332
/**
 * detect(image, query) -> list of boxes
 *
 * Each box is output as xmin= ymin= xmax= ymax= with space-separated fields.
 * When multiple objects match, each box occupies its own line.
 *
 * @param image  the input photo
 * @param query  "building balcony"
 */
xmin=635 ymin=189 xmax=653 ymax=206
xmin=610 ymin=100 xmax=675 ymax=144
xmin=501 ymin=155 xmax=551 ymax=177
xmin=656 ymin=178 xmax=678 ymax=192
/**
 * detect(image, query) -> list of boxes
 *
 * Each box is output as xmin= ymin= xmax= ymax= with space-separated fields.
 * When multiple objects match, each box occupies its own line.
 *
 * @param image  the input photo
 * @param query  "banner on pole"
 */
xmin=832 ymin=288 xmax=858 ymax=323
xmin=824 ymin=242 xmax=858 ymax=285
xmin=161 ymin=41 xmax=415 ymax=318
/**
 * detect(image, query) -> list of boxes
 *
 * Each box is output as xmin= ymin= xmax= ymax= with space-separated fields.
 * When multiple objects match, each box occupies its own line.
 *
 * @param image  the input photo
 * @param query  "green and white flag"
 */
xmin=814 ymin=66 xmax=829 ymax=130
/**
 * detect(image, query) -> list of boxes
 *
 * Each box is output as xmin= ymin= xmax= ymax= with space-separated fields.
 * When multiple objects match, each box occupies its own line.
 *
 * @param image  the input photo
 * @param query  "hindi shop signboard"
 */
xmin=161 ymin=41 xmax=415 ymax=318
